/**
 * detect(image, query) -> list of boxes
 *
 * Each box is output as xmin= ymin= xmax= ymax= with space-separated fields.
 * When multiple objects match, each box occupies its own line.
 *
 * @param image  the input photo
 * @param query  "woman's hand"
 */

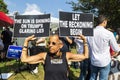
xmin=77 ymin=34 xmax=87 ymax=42
xmin=25 ymin=35 xmax=36 ymax=42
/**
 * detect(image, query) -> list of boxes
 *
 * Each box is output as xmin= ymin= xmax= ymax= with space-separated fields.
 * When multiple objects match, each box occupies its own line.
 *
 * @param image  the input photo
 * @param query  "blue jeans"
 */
xmin=90 ymin=63 xmax=110 ymax=80
xmin=79 ymin=59 xmax=91 ymax=80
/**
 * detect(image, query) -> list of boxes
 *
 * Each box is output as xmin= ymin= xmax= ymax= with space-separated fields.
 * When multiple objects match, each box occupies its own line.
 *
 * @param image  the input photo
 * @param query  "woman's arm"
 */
xmin=21 ymin=35 xmax=46 ymax=64
xmin=66 ymin=34 xmax=89 ymax=62
xmin=66 ymin=37 xmax=73 ymax=44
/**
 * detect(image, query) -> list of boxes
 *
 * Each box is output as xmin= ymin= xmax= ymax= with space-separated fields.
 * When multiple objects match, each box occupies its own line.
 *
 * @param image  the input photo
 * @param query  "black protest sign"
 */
xmin=59 ymin=11 xmax=93 ymax=36
xmin=14 ymin=14 xmax=50 ymax=37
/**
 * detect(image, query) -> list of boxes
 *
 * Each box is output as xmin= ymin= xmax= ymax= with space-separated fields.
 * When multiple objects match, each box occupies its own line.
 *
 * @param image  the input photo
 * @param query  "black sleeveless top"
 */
xmin=44 ymin=52 xmax=68 ymax=80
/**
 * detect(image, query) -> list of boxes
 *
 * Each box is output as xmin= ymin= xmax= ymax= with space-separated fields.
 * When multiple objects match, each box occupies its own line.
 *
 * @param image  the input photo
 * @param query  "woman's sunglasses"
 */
xmin=48 ymin=41 xmax=57 ymax=45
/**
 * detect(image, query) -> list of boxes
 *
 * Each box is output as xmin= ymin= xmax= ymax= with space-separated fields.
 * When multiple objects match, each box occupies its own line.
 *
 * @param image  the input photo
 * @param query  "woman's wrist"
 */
xmin=83 ymin=39 xmax=87 ymax=46
xmin=83 ymin=39 xmax=87 ymax=43
xmin=23 ymin=39 xmax=29 ymax=48
xmin=25 ymin=38 xmax=29 ymax=42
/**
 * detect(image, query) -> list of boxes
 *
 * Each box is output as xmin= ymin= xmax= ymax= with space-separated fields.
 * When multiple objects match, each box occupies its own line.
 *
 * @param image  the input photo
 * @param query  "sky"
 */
xmin=4 ymin=0 xmax=77 ymax=18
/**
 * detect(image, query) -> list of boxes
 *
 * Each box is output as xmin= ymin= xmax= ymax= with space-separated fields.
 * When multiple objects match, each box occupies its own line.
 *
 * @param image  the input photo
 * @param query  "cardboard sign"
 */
xmin=59 ymin=11 xmax=93 ymax=36
xmin=14 ymin=14 xmax=50 ymax=37
xmin=6 ymin=45 xmax=22 ymax=59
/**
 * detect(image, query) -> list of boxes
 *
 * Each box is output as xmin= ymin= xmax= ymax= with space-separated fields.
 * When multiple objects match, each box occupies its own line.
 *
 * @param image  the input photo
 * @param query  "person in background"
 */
xmin=116 ymin=28 xmax=120 ymax=46
xmin=74 ymin=37 xmax=91 ymax=80
xmin=88 ymin=15 xmax=120 ymax=80
xmin=21 ymin=34 xmax=89 ymax=80
xmin=107 ymin=28 xmax=117 ymax=57
xmin=114 ymin=28 xmax=120 ymax=60
xmin=37 ymin=37 xmax=46 ymax=52
xmin=0 ymin=37 xmax=4 ymax=62
xmin=1 ymin=27 xmax=12 ymax=61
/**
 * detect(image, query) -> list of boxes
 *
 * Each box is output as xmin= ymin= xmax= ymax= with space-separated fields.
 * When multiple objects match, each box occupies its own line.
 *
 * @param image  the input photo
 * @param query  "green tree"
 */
xmin=68 ymin=0 xmax=120 ymax=29
xmin=0 ymin=0 xmax=9 ymax=13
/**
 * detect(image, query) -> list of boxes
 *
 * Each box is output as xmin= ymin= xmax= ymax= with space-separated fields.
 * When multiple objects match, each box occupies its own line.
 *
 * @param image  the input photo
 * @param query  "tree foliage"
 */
xmin=68 ymin=0 xmax=120 ymax=29
xmin=0 ymin=0 xmax=9 ymax=13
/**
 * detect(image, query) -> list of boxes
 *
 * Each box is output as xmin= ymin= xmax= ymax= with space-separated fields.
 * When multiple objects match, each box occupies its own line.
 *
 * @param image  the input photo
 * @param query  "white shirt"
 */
xmin=37 ymin=37 xmax=46 ymax=46
xmin=74 ymin=38 xmax=84 ymax=53
xmin=88 ymin=26 xmax=120 ymax=67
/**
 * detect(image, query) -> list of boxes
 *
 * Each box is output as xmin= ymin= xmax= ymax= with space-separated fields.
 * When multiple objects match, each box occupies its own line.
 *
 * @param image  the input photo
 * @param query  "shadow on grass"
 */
xmin=0 ymin=60 xmax=28 ymax=80
xmin=0 ymin=60 xmax=24 ymax=73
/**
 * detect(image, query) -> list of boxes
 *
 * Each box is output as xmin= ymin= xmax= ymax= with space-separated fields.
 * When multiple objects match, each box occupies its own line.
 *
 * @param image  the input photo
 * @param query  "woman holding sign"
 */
xmin=21 ymin=34 xmax=89 ymax=80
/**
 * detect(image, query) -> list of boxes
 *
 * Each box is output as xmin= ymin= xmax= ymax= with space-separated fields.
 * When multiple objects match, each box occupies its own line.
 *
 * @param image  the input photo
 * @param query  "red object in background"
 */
xmin=110 ymin=46 xmax=115 ymax=56
xmin=0 ymin=11 xmax=14 ymax=27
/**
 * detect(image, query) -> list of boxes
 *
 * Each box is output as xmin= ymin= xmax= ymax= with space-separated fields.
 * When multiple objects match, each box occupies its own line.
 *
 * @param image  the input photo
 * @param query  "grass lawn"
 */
xmin=0 ymin=60 xmax=80 ymax=80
